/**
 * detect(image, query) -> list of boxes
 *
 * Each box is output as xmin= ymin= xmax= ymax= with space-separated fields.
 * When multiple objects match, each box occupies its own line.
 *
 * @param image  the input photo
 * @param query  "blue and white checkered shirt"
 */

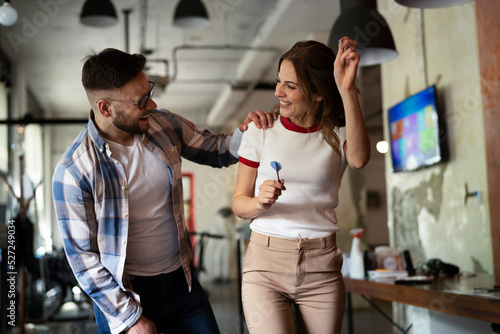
xmin=52 ymin=109 xmax=238 ymax=333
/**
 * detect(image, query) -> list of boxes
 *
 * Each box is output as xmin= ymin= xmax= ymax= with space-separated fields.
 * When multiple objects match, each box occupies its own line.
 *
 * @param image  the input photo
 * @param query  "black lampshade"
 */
xmin=173 ymin=0 xmax=210 ymax=28
xmin=328 ymin=0 xmax=398 ymax=67
xmin=395 ymin=0 xmax=473 ymax=8
xmin=80 ymin=0 xmax=118 ymax=27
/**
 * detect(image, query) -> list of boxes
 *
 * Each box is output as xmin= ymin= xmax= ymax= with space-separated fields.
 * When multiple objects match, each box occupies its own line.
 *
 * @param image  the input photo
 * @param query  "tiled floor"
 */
xmin=9 ymin=280 xmax=393 ymax=334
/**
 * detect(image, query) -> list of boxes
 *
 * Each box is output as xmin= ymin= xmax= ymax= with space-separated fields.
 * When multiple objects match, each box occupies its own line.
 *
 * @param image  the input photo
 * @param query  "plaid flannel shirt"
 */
xmin=52 ymin=109 xmax=238 ymax=333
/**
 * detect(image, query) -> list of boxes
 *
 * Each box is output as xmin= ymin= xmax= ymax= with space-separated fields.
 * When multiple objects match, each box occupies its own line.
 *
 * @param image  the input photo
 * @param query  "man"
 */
xmin=52 ymin=48 xmax=274 ymax=334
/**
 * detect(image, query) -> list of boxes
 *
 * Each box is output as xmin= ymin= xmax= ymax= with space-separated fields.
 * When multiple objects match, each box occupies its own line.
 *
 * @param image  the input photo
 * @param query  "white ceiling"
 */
xmin=1 ymin=0 xmax=345 ymax=129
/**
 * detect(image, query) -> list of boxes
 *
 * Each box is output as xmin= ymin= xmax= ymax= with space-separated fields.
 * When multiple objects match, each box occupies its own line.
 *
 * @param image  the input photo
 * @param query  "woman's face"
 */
xmin=275 ymin=59 xmax=321 ymax=127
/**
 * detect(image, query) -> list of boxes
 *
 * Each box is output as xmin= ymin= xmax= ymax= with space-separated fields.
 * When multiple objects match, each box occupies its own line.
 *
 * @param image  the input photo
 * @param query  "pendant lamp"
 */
xmin=328 ymin=0 xmax=398 ymax=67
xmin=173 ymin=0 xmax=210 ymax=28
xmin=394 ymin=0 xmax=474 ymax=8
xmin=80 ymin=0 xmax=118 ymax=27
xmin=0 ymin=0 xmax=18 ymax=27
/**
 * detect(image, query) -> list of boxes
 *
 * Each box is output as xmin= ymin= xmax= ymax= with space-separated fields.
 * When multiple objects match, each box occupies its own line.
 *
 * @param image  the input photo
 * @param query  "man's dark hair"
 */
xmin=82 ymin=48 xmax=146 ymax=91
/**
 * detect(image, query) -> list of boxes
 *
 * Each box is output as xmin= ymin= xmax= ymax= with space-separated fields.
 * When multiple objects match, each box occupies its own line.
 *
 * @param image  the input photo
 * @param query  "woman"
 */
xmin=232 ymin=37 xmax=370 ymax=334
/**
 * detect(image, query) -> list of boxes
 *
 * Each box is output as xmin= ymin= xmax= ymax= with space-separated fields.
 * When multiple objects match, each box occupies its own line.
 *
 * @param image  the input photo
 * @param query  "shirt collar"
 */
xmin=87 ymin=110 xmax=108 ymax=154
xmin=281 ymin=116 xmax=319 ymax=133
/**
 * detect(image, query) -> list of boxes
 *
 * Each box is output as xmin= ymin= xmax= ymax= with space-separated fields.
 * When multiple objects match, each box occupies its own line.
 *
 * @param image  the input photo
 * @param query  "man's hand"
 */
xmin=239 ymin=110 xmax=278 ymax=132
xmin=125 ymin=315 xmax=158 ymax=334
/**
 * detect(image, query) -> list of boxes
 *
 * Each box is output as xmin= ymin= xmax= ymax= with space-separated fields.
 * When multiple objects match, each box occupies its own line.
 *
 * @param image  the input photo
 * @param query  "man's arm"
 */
xmin=162 ymin=110 xmax=276 ymax=167
xmin=125 ymin=315 xmax=157 ymax=334
xmin=52 ymin=166 xmax=141 ymax=334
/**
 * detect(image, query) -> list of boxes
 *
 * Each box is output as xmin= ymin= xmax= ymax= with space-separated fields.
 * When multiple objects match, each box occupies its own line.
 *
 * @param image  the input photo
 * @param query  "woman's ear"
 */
xmin=315 ymin=94 xmax=324 ymax=102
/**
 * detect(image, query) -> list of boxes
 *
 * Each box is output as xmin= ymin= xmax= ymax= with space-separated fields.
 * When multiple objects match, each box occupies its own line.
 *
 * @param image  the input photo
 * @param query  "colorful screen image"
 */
xmin=388 ymin=86 xmax=442 ymax=172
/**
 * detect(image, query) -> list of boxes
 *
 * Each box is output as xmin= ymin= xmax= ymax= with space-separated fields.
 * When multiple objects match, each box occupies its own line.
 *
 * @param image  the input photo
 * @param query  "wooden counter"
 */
xmin=344 ymin=274 xmax=500 ymax=324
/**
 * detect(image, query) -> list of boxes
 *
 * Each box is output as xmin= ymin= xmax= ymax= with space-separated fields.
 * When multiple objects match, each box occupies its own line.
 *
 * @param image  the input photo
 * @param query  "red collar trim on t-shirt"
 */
xmin=280 ymin=116 xmax=319 ymax=133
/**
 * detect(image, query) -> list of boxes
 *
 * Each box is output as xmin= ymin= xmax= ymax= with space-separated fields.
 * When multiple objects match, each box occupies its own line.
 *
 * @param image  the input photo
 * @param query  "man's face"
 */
xmin=105 ymin=72 xmax=158 ymax=140
xmin=112 ymin=103 xmax=151 ymax=135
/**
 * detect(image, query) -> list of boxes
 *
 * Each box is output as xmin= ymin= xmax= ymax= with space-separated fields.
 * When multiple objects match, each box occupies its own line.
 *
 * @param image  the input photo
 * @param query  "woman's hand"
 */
xmin=255 ymin=179 xmax=285 ymax=211
xmin=233 ymin=164 xmax=285 ymax=219
xmin=333 ymin=37 xmax=370 ymax=169
xmin=334 ymin=37 xmax=361 ymax=95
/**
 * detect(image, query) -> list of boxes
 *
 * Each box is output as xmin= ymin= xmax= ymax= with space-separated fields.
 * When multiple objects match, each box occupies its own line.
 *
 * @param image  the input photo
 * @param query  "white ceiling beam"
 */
xmin=205 ymin=0 xmax=293 ymax=127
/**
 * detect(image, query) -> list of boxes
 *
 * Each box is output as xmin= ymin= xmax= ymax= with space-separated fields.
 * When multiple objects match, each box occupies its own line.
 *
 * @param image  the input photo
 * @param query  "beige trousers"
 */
xmin=242 ymin=231 xmax=346 ymax=334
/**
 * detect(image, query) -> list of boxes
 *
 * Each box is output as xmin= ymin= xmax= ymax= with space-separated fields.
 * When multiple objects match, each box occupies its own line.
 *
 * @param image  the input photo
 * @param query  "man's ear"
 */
xmin=96 ymin=100 xmax=112 ymax=117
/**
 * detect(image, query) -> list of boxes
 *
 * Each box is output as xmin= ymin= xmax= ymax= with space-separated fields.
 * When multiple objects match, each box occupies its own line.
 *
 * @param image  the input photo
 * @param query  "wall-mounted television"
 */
xmin=388 ymin=85 xmax=444 ymax=172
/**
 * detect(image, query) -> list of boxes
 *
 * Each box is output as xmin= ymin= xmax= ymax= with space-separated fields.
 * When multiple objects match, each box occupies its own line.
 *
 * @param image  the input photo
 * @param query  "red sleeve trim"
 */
xmin=239 ymin=156 xmax=259 ymax=168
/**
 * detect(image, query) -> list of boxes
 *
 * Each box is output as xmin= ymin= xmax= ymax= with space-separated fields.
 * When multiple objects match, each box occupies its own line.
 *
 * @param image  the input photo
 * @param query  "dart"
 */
xmin=270 ymin=161 xmax=282 ymax=181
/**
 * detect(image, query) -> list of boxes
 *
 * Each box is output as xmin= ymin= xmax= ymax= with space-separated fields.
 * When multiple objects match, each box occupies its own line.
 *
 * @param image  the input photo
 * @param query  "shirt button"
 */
xmin=123 ymin=213 xmax=128 ymax=218
xmin=99 ymin=148 xmax=103 ymax=153
xmin=170 ymin=147 xmax=175 ymax=152
xmin=115 ymin=160 xmax=119 ymax=165
xmin=122 ymin=240 xmax=126 ymax=245
xmin=122 ymin=185 xmax=127 ymax=190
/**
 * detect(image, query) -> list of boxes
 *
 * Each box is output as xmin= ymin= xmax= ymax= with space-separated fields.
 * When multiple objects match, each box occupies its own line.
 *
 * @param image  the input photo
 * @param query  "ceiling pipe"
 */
xmin=0 ymin=117 xmax=88 ymax=125
xmin=169 ymin=45 xmax=279 ymax=85
xmin=139 ymin=0 xmax=153 ymax=55
xmin=146 ymin=59 xmax=170 ymax=92
xmin=122 ymin=9 xmax=132 ymax=53
xmin=205 ymin=0 xmax=293 ymax=128
xmin=395 ymin=0 xmax=473 ymax=8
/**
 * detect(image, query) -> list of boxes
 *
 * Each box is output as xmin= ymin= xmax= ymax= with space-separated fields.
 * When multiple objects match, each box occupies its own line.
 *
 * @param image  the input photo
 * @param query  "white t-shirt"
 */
xmin=238 ymin=116 xmax=348 ymax=240
xmin=106 ymin=135 xmax=181 ymax=276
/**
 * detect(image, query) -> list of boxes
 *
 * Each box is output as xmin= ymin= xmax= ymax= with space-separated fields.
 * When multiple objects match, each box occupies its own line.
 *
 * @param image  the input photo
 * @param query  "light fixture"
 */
xmin=80 ymin=0 xmax=118 ymax=27
xmin=394 ymin=0 xmax=474 ymax=8
xmin=173 ymin=0 xmax=210 ymax=29
xmin=0 ymin=0 xmax=18 ymax=27
xmin=376 ymin=140 xmax=388 ymax=154
xmin=328 ymin=0 xmax=398 ymax=67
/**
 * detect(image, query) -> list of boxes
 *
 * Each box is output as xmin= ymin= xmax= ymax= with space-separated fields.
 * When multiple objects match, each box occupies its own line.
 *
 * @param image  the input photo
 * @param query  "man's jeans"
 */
xmin=94 ymin=266 xmax=220 ymax=334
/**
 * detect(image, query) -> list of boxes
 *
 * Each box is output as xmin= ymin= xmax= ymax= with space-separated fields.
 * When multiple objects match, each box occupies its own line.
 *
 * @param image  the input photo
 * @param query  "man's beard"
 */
xmin=113 ymin=108 xmax=148 ymax=135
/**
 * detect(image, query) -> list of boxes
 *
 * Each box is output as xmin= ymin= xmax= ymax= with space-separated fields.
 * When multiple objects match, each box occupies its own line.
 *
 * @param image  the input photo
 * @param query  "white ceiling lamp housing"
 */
xmin=80 ymin=0 xmax=118 ymax=27
xmin=394 ymin=0 xmax=474 ymax=8
xmin=0 ymin=0 xmax=18 ymax=27
xmin=173 ymin=0 xmax=210 ymax=29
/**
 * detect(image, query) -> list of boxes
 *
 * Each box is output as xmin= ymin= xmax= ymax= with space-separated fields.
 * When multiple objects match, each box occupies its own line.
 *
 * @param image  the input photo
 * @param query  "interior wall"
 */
xmin=379 ymin=0 xmax=493 ymax=331
xmin=358 ymin=65 xmax=389 ymax=249
xmin=476 ymin=0 xmax=500 ymax=283
xmin=181 ymin=158 xmax=239 ymax=281
xmin=380 ymin=0 xmax=491 ymax=274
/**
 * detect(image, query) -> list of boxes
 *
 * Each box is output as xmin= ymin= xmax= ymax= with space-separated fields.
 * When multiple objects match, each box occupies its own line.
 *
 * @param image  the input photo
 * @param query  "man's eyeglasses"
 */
xmin=103 ymin=81 xmax=155 ymax=110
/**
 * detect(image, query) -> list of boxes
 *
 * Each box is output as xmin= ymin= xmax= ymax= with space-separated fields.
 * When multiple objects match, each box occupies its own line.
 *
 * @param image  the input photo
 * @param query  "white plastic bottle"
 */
xmin=349 ymin=228 xmax=365 ymax=279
